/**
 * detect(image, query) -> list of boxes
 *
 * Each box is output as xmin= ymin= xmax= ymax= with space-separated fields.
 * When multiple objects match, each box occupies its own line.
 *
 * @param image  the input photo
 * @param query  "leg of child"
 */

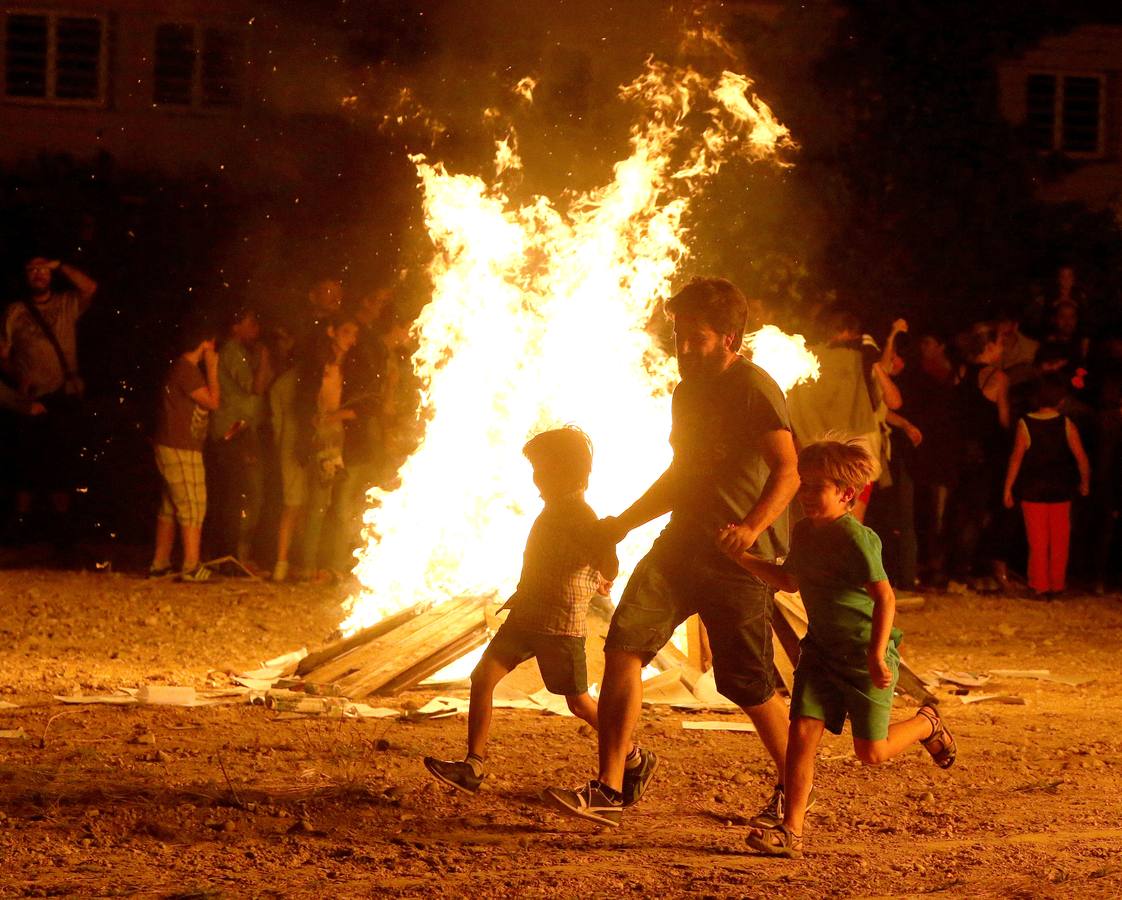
xmin=152 ymin=516 xmax=175 ymax=570
xmin=1050 ymin=501 xmax=1071 ymax=592
xmin=181 ymin=522 xmax=203 ymax=571
xmin=466 ymin=654 xmax=513 ymax=761
xmin=565 ymin=692 xmax=599 ymax=730
xmin=1021 ymin=501 xmax=1049 ymax=594
xmin=853 ymin=709 xmax=936 ymax=766
xmin=782 ymin=716 xmax=825 ymax=837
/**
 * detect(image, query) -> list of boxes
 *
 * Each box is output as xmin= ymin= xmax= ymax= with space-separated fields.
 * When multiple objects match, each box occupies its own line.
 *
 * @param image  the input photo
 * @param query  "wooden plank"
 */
xmin=335 ymin=603 xmax=488 ymax=696
xmin=303 ymin=595 xmax=483 ymax=685
xmin=296 ymin=602 xmax=429 ymax=675
xmin=652 ymin=641 xmax=703 ymax=691
xmin=373 ymin=624 xmax=490 ymax=696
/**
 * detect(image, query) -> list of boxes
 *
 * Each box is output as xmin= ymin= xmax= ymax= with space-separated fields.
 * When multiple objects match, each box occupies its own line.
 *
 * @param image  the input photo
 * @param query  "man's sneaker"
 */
xmin=541 ymin=780 xmax=623 ymax=827
xmin=621 ymin=748 xmax=658 ymax=807
xmin=423 ymin=757 xmax=484 ymax=794
xmin=748 ymin=784 xmax=817 ymax=829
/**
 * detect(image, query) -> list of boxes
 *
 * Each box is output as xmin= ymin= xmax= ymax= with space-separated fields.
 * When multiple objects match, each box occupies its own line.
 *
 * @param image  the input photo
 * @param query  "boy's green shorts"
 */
xmin=790 ymin=639 xmax=899 ymax=741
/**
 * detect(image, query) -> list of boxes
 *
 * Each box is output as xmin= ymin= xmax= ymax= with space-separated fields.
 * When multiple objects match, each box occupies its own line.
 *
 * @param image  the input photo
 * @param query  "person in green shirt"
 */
xmin=729 ymin=439 xmax=956 ymax=859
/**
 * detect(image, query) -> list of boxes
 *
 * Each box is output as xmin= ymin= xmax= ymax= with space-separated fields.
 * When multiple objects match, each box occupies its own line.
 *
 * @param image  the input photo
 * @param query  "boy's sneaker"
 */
xmin=423 ymin=757 xmax=484 ymax=794
xmin=541 ymin=780 xmax=623 ymax=827
xmin=749 ymin=784 xmax=817 ymax=829
xmin=621 ymin=748 xmax=658 ymax=807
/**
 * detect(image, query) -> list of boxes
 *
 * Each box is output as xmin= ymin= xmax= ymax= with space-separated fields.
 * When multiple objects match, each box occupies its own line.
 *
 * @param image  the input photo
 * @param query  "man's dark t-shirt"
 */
xmin=662 ymin=356 xmax=791 ymax=563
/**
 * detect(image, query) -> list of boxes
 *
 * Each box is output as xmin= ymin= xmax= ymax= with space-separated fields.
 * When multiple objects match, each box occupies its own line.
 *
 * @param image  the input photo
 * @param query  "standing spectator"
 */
xmin=788 ymin=309 xmax=901 ymax=523
xmin=1090 ymin=331 xmax=1122 ymax=593
xmin=948 ymin=323 xmax=1012 ymax=593
xmin=298 ymin=278 xmax=344 ymax=358
xmin=267 ymin=325 xmax=303 ymax=582
xmin=900 ymin=332 xmax=960 ymax=588
xmin=1003 ymin=375 xmax=1091 ymax=598
xmin=996 ymin=309 xmax=1040 ymax=392
xmin=1043 ymin=300 xmax=1090 ymax=369
xmin=337 ymin=288 xmax=394 ymax=566
xmin=0 ymin=257 xmax=96 ymax=549
xmin=207 ymin=307 xmax=272 ymax=568
xmin=297 ymin=315 xmax=359 ymax=580
xmin=150 ymin=323 xmax=220 ymax=581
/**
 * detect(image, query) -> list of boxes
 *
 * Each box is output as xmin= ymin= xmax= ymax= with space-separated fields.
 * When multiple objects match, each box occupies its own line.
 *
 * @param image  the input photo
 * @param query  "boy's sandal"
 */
xmin=918 ymin=704 xmax=957 ymax=769
xmin=746 ymin=824 xmax=804 ymax=859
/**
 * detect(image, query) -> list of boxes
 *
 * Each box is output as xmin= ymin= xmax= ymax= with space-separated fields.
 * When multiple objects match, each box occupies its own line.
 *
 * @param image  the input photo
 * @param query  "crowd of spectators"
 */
xmin=0 ymin=254 xmax=1118 ymax=596
xmin=0 ymin=256 xmax=415 ymax=582
xmin=793 ymin=265 xmax=1118 ymax=599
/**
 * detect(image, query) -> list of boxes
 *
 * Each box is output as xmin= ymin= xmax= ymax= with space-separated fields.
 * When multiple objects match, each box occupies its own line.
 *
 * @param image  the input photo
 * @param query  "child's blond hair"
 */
xmin=798 ymin=439 xmax=877 ymax=504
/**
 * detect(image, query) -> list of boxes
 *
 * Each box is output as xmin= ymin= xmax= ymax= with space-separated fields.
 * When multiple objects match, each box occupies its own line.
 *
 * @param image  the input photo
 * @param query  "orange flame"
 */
xmin=342 ymin=59 xmax=809 ymax=634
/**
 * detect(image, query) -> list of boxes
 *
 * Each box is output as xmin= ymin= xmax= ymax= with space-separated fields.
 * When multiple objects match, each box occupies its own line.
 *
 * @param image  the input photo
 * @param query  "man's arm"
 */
xmin=599 ymin=464 xmax=680 ymax=545
xmin=190 ymin=346 xmax=221 ymax=411
xmin=1003 ymin=419 xmax=1028 ymax=508
xmin=716 ymin=427 xmax=800 ymax=556
xmin=252 ymin=344 xmax=274 ymax=395
xmin=57 ymin=262 xmax=97 ymax=312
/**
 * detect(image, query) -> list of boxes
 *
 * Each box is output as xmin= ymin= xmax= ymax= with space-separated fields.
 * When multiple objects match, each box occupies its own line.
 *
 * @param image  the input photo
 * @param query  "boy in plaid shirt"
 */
xmin=424 ymin=427 xmax=618 ymax=793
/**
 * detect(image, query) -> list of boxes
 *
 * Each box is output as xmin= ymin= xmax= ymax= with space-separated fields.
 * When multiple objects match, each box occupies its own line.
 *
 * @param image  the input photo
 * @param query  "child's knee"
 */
xmin=565 ymin=693 xmax=595 ymax=715
xmin=854 ymin=741 xmax=889 ymax=766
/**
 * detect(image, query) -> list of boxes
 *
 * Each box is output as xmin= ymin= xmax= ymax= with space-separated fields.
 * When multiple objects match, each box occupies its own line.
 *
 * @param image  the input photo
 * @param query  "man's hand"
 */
xmin=29 ymin=401 xmax=46 ymax=416
xmin=891 ymin=318 xmax=908 ymax=335
xmin=904 ymin=423 xmax=923 ymax=447
xmin=867 ymin=649 xmax=892 ymax=689
xmin=203 ymin=345 xmax=219 ymax=368
xmin=716 ymin=522 xmax=760 ymax=559
xmin=1003 ymin=489 xmax=1015 ymax=509
xmin=1079 ymin=481 xmax=1090 ymax=497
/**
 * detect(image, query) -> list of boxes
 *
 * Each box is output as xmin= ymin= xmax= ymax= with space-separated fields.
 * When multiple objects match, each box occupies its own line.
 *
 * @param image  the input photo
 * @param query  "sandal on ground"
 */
xmin=746 ymin=824 xmax=803 ymax=859
xmin=918 ymin=704 xmax=957 ymax=769
xmin=179 ymin=565 xmax=212 ymax=583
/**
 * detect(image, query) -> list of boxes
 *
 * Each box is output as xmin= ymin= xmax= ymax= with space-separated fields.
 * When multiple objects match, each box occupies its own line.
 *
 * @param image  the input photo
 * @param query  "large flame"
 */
xmin=342 ymin=60 xmax=809 ymax=634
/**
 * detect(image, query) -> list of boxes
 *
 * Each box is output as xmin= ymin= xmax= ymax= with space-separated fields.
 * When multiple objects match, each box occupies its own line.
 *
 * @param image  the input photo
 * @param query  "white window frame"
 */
xmin=0 ymin=9 xmax=108 ymax=107
xmin=1027 ymin=70 xmax=1108 ymax=159
xmin=152 ymin=21 xmax=244 ymax=112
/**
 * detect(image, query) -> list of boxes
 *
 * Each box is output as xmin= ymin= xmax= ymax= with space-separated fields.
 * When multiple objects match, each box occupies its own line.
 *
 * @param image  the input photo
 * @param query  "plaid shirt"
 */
xmin=503 ymin=493 xmax=602 ymax=637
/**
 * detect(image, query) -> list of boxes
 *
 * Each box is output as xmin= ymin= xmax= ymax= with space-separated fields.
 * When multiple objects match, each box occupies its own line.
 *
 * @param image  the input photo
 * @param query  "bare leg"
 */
xmin=152 ymin=517 xmax=175 ymax=569
xmin=275 ymin=505 xmax=302 ymax=565
xmin=181 ymin=524 xmax=203 ymax=571
xmin=740 ymin=693 xmax=790 ymax=778
xmin=596 ymin=650 xmax=644 ymax=792
xmin=466 ymin=654 xmax=512 ymax=760
xmin=853 ymin=710 xmax=935 ymax=766
xmin=565 ymin=692 xmax=599 ymax=730
xmin=783 ymin=717 xmax=825 ymax=836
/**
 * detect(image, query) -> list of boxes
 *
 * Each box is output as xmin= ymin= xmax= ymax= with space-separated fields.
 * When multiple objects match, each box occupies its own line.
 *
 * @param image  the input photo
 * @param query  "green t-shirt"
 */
xmin=662 ymin=356 xmax=792 ymax=563
xmin=783 ymin=513 xmax=900 ymax=655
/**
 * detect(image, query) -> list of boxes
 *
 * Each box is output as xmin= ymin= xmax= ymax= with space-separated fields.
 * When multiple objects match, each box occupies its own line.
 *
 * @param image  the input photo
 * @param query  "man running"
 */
xmin=543 ymin=277 xmax=800 ymax=827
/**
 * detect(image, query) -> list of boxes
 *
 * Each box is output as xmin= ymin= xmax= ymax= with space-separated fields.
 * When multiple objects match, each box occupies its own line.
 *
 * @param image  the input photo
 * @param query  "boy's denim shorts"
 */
xmin=605 ymin=541 xmax=776 ymax=709
xmin=480 ymin=622 xmax=588 ymax=696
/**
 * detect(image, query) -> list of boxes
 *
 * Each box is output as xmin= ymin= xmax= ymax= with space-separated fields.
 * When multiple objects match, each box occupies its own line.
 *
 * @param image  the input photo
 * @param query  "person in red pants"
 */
xmin=1003 ymin=375 xmax=1091 ymax=598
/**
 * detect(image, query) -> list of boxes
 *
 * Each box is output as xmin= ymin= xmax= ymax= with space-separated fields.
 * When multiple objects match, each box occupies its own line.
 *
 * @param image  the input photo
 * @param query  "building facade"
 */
xmin=998 ymin=23 xmax=1122 ymax=213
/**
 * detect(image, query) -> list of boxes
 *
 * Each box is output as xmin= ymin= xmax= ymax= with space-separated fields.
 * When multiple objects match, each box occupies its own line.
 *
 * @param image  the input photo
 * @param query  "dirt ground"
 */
xmin=1 ymin=569 xmax=1121 ymax=898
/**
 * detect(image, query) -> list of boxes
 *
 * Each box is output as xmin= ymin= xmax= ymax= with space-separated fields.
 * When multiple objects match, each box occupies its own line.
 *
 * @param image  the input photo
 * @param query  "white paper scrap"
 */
xmin=989 ymin=669 xmax=1092 ymax=687
xmin=0 ymin=701 xmax=19 ymax=709
xmin=682 ymin=721 xmax=757 ymax=732
xmin=0 ymin=728 xmax=28 ymax=739
xmin=343 ymin=703 xmax=400 ymax=719
xmin=528 ymin=688 xmax=574 ymax=717
xmin=690 ymin=669 xmax=739 ymax=710
xmin=931 ymin=670 xmax=991 ymax=688
xmin=414 ymin=697 xmax=470 ymax=718
xmin=960 ymin=693 xmax=1025 ymax=705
